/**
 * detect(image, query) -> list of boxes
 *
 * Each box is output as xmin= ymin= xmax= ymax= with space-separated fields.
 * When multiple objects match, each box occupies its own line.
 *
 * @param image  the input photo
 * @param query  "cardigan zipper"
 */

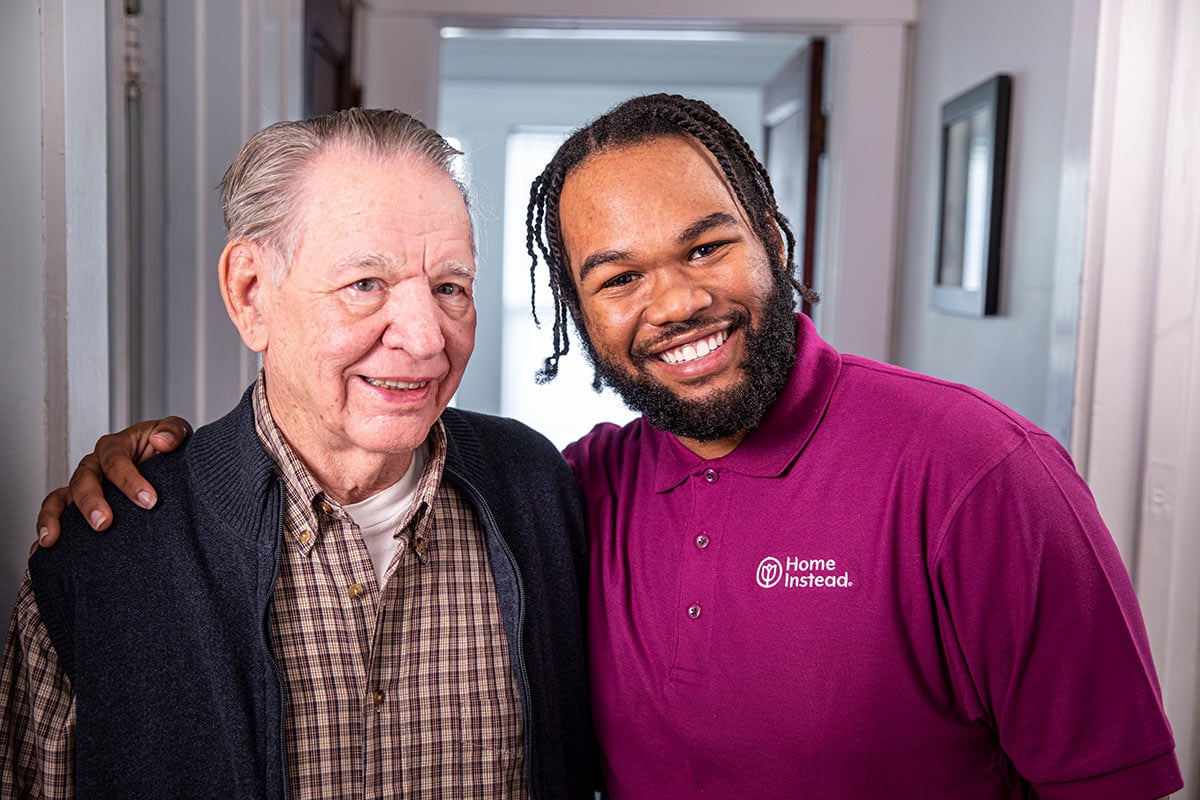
xmin=264 ymin=509 xmax=291 ymax=800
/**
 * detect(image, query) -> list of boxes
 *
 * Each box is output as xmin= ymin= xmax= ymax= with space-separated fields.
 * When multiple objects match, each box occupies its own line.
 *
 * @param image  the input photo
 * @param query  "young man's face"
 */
xmin=557 ymin=135 xmax=797 ymax=454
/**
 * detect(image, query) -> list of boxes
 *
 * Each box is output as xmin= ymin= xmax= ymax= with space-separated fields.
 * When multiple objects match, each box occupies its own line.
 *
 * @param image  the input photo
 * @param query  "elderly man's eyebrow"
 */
xmin=676 ymin=212 xmax=740 ymax=246
xmin=331 ymin=251 xmax=400 ymax=272
xmin=442 ymin=260 xmax=477 ymax=278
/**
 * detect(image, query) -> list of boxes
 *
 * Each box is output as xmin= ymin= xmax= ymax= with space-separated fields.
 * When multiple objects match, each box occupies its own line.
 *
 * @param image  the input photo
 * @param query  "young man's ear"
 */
xmin=765 ymin=216 xmax=788 ymax=267
xmin=219 ymin=239 xmax=272 ymax=353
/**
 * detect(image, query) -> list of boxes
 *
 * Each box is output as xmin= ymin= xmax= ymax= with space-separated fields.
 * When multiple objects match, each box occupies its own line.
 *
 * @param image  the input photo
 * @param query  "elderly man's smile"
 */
xmin=360 ymin=375 xmax=430 ymax=391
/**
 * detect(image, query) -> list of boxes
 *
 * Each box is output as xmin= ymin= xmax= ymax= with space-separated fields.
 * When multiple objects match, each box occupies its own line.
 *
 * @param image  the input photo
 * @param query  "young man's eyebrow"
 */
xmin=577 ymin=213 xmax=741 ymax=283
xmin=676 ymin=212 xmax=739 ymax=246
xmin=578 ymin=249 xmax=632 ymax=283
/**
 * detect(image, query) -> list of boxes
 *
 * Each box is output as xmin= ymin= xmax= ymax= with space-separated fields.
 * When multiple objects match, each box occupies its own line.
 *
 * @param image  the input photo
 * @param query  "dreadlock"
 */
xmin=526 ymin=93 xmax=820 ymax=384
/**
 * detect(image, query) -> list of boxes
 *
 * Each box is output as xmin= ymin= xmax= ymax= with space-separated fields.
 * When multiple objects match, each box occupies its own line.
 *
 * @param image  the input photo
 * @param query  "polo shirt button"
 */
xmin=695 ymin=534 xmax=709 ymax=549
xmin=687 ymin=604 xmax=702 ymax=619
xmin=704 ymin=469 xmax=718 ymax=483
xmin=348 ymin=583 xmax=365 ymax=599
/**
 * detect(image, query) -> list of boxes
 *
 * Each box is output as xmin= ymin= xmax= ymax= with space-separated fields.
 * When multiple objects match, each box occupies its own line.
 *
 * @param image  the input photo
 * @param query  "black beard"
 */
xmin=579 ymin=276 xmax=798 ymax=442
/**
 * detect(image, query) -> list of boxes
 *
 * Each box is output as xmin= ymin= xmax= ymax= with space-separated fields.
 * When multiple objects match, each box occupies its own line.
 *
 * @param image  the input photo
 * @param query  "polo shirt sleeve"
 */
xmin=932 ymin=433 xmax=1182 ymax=800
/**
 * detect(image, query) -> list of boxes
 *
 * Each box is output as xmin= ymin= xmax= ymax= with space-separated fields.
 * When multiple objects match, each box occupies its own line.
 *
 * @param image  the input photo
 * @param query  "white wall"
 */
xmin=0 ymin=0 xmax=110 ymax=630
xmin=1078 ymin=0 xmax=1200 ymax=789
xmin=0 ymin=0 xmax=50 ymax=625
xmin=893 ymin=0 xmax=1078 ymax=442
xmin=162 ymin=1 xmax=303 ymax=428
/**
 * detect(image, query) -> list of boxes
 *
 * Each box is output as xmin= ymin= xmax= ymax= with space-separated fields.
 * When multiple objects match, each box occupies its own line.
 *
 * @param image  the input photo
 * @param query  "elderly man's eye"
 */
xmin=352 ymin=278 xmax=380 ymax=292
xmin=435 ymin=283 xmax=466 ymax=296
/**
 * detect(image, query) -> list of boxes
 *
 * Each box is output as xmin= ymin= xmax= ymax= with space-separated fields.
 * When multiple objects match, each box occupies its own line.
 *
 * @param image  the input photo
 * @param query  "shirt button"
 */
xmin=704 ymin=469 xmax=718 ymax=483
xmin=695 ymin=534 xmax=709 ymax=549
xmin=316 ymin=499 xmax=335 ymax=515
xmin=687 ymin=604 xmax=702 ymax=619
xmin=347 ymin=583 xmax=365 ymax=599
xmin=298 ymin=529 xmax=313 ymax=545
xmin=373 ymin=690 xmax=386 ymax=707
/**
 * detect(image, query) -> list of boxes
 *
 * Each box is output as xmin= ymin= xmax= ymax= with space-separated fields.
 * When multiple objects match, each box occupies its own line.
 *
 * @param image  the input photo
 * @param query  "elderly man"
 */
xmin=2 ymin=109 xmax=592 ymax=798
xmin=35 ymin=95 xmax=1182 ymax=799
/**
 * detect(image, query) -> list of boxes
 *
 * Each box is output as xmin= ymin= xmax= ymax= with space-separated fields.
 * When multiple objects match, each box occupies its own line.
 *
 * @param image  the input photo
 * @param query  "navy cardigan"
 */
xmin=30 ymin=388 xmax=594 ymax=798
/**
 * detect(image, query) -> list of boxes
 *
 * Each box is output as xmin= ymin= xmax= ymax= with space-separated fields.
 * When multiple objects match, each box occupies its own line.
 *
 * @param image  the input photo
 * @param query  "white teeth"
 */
xmin=659 ymin=330 xmax=728 ymax=365
xmin=363 ymin=376 xmax=428 ymax=390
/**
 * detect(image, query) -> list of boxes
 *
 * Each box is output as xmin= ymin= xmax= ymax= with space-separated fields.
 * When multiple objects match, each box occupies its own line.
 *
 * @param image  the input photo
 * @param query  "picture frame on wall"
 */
xmin=933 ymin=73 xmax=1012 ymax=317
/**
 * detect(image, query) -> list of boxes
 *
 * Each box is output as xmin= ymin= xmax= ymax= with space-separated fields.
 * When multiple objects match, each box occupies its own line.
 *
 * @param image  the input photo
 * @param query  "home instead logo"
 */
xmin=756 ymin=556 xmax=853 ymax=589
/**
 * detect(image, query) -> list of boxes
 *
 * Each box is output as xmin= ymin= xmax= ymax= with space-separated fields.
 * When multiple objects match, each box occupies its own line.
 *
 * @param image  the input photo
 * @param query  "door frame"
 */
xmin=359 ymin=0 xmax=916 ymax=364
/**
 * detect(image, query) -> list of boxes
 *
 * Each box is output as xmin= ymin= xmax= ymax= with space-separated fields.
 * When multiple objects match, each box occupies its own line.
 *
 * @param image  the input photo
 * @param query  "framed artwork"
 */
xmin=933 ymin=73 xmax=1012 ymax=317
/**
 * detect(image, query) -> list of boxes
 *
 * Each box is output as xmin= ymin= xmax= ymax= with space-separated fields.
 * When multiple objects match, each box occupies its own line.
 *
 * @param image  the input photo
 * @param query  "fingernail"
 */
xmin=159 ymin=431 xmax=178 ymax=446
xmin=136 ymin=490 xmax=156 ymax=509
xmin=38 ymin=527 xmax=50 ymax=545
xmin=89 ymin=510 xmax=107 ymax=529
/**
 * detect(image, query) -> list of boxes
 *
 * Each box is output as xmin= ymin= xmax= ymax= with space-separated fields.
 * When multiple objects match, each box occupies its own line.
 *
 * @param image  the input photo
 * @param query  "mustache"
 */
xmin=630 ymin=311 xmax=748 ymax=361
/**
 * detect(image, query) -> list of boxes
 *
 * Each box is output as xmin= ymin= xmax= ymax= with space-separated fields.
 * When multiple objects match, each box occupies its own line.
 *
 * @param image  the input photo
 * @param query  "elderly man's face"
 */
xmin=260 ymin=147 xmax=476 ymax=465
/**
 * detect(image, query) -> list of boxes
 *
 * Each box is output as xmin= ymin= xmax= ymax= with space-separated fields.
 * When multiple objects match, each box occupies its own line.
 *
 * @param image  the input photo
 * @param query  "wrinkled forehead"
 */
xmin=296 ymin=144 xmax=476 ymax=242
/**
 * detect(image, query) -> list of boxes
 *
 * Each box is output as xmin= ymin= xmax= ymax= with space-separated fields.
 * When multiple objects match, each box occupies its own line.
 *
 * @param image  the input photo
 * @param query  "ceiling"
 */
xmin=440 ymin=31 xmax=808 ymax=87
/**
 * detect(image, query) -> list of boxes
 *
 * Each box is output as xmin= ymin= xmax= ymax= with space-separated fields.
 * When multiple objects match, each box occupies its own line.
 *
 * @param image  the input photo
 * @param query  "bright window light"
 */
xmin=500 ymin=128 xmax=638 ymax=450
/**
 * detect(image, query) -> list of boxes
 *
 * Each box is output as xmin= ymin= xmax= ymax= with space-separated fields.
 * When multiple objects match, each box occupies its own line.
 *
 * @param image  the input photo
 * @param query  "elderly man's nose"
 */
xmin=382 ymin=289 xmax=445 ymax=356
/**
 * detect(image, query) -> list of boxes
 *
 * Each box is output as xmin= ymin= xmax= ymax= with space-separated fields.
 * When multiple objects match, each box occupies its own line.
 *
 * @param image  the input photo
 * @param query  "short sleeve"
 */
xmin=932 ymin=434 xmax=1182 ymax=799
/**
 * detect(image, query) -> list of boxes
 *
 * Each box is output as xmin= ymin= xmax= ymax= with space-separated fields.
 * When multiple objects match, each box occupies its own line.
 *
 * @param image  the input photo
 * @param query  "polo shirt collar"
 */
xmin=651 ymin=313 xmax=842 ymax=491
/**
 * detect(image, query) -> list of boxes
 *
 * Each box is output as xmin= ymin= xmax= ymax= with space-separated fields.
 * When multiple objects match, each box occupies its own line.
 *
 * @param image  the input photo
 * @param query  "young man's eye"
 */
xmin=690 ymin=242 xmax=725 ymax=260
xmin=601 ymin=272 xmax=638 ymax=290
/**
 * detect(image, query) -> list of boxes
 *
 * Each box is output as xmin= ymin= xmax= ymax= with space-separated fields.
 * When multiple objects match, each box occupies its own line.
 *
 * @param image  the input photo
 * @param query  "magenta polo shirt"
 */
xmin=563 ymin=315 xmax=1181 ymax=800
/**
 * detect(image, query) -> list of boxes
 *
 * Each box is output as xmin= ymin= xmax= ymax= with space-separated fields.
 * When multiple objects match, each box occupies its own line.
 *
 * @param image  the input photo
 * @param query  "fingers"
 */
xmin=34 ymin=487 xmax=72 ymax=549
xmin=145 ymin=416 xmax=192 ymax=458
xmin=94 ymin=433 xmax=159 ymax=513
xmin=68 ymin=452 xmax=117 ymax=530
xmin=36 ymin=416 xmax=195 ymax=549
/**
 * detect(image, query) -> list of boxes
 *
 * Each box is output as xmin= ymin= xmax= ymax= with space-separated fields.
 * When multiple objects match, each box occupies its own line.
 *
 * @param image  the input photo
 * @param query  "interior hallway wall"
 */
xmin=0 ymin=0 xmax=110 ymax=632
xmin=0 ymin=1 xmax=50 ymax=628
xmin=894 ymin=0 xmax=1077 ymax=442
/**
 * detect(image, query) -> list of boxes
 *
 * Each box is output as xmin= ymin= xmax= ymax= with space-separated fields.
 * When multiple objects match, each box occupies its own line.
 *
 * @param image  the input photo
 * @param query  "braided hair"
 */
xmin=526 ymin=93 xmax=819 ymax=383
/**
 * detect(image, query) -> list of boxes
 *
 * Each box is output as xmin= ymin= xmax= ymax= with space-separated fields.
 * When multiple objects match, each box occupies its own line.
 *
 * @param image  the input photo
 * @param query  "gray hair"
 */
xmin=219 ymin=107 xmax=471 ymax=283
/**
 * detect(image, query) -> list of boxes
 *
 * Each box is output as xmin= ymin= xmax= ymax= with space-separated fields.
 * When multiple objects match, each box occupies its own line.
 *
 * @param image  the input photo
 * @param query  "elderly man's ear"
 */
xmin=219 ymin=240 xmax=271 ymax=353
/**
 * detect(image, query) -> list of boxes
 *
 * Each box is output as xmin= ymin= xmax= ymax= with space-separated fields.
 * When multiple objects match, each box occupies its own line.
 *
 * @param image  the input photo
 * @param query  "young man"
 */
xmin=34 ymin=95 xmax=1182 ymax=799
xmin=4 ymin=108 xmax=592 ymax=799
